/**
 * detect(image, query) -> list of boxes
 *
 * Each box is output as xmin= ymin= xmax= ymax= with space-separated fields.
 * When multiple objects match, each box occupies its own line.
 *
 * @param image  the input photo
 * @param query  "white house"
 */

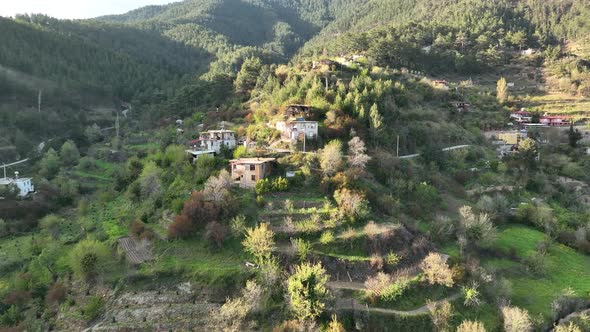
xmin=276 ymin=118 xmax=318 ymax=141
xmin=0 ymin=172 xmax=34 ymax=197
xmin=197 ymin=130 xmax=237 ymax=153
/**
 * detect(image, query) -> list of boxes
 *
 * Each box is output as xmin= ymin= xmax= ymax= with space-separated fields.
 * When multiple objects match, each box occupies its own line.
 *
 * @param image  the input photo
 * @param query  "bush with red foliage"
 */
xmin=46 ymin=282 xmax=67 ymax=305
xmin=204 ymin=221 xmax=229 ymax=248
xmin=130 ymin=220 xmax=146 ymax=236
xmin=168 ymin=191 xmax=221 ymax=238
xmin=3 ymin=290 xmax=31 ymax=306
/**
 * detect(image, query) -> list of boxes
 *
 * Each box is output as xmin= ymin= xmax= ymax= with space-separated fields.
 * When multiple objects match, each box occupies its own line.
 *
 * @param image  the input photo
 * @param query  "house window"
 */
xmin=250 ymin=165 xmax=256 ymax=171
xmin=251 ymin=175 xmax=256 ymax=181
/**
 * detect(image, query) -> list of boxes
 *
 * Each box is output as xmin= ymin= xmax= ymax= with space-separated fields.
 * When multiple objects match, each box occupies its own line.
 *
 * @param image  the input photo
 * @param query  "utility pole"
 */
xmin=2 ymin=164 xmax=6 ymax=179
xmin=115 ymin=112 xmax=120 ymax=141
xmin=38 ymin=89 xmax=42 ymax=137
xmin=396 ymin=135 xmax=400 ymax=157
xmin=302 ymin=131 xmax=306 ymax=153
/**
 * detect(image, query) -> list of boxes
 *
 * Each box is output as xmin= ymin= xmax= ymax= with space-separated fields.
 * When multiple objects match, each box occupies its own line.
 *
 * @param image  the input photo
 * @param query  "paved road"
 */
xmin=398 ymin=145 xmax=472 ymax=159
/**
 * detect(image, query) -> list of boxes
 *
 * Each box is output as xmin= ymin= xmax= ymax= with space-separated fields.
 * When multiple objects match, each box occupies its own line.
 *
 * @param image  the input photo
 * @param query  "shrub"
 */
xmin=291 ymin=238 xmax=312 ymax=261
xmin=427 ymin=300 xmax=453 ymax=332
xmin=370 ymin=253 xmax=384 ymax=271
xmin=242 ymin=223 xmax=275 ymax=264
xmin=287 ymin=263 xmax=329 ymax=321
xmin=385 ymin=251 xmax=401 ymax=267
xmin=457 ymin=320 xmax=486 ymax=332
xmin=204 ymin=221 xmax=229 ymax=248
xmin=365 ymin=272 xmax=392 ymax=302
xmin=230 ymin=215 xmax=246 ymax=237
xmin=334 ymin=188 xmax=370 ymax=222
xmin=272 ymin=177 xmax=289 ymax=191
xmin=46 ymin=282 xmax=67 ymax=306
xmin=525 ymin=251 xmax=547 ymax=276
xmin=501 ymin=306 xmax=533 ymax=332
xmin=81 ymin=296 xmax=104 ymax=321
xmin=381 ymin=277 xmax=411 ymax=301
xmin=168 ymin=191 xmax=220 ymax=238
xmin=430 ymin=215 xmax=455 ymax=242
xmin=255 ymin=178 xmax=273 ymax=195
xmin=459 ymin=206 xmax=496 ymax=248
xmin=462 ymin=283 xmax=481 ymax=307
xmin=130 ymin=220 xmax=146 ymax=236
xmin=420 ymin=253 xmax=454 ymax=287
xmin=554 ymin=322 xmax=583 ymax=332
xmin=319 ymin=231 xmax=335 ymax=245
xmin=69 ymin=239 xmax=111 ymax=280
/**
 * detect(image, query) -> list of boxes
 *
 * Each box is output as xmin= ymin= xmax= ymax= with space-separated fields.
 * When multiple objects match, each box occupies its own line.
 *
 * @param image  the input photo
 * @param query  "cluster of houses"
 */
xmin=509 ymin=109 xmax=572 ymax=127
xmin=184 ymin=105 xmax=318 ymax=189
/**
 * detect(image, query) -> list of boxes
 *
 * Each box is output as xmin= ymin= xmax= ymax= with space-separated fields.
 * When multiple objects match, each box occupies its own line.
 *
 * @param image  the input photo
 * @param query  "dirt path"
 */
xmin=334 ymin=293 xmax=461 ymax=316
xmin=327 ymin=281 xmax=366 ymax=290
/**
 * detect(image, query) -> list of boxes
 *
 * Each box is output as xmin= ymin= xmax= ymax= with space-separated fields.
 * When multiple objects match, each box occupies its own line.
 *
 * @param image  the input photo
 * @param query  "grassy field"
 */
xmin=489 ymin=225 xmax=590 ymax=318
xmin=140 ymin=237 xmax=251 ymax=286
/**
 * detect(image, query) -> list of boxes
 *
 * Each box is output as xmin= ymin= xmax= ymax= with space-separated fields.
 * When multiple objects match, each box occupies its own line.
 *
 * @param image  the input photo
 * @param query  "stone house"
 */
xmin=230 ymin=158 xmax=276 ymax=189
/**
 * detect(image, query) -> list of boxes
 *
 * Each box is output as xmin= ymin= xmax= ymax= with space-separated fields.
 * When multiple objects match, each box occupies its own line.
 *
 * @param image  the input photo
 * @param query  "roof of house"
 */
xmin=201 ymin=129 xmax=235 ymax=134
xmin=185 ymin=150 xmax=215 ymax=156
xmin=230 ymin=158 xmax=276 ymax=165
xmin=541 ymin=115 xmax=571 ymax=119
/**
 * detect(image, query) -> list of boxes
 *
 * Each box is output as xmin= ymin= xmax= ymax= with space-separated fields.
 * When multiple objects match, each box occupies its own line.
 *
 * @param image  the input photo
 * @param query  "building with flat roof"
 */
xmin=276 ymin=118 xmax=318 ymax=141
xmin=197 ymin=129 xmax=237 ymax=153
xmin=230 ymin=158 xmax=276 ymax=189
xmin=0 ymin=172 xmax=34 ymax=197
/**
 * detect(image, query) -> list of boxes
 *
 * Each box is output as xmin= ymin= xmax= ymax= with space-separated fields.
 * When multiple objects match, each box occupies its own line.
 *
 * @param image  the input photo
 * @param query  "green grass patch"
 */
xmin=440 ymin=243 xmax=461 ymax=260
xmin=0 ymin=235 xmax=34 ymax=272
xmin=141 ymin=237 xmax=251 ymax=286
xmin=489 ymin=225 xmax=590 ymax=318
xmin=449 ymin=300 xmax=502 ymax=332
xmin=373 ymin=283 xmax=456 ymax=311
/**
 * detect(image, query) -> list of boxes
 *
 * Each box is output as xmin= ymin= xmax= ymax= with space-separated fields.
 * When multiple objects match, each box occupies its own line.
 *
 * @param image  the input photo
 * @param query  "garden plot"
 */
xmin=117 ymin=236 xmax=154 ymax=265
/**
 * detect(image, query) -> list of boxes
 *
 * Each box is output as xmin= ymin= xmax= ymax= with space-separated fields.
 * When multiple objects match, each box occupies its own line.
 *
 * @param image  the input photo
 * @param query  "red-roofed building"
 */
xmin=540 ymin=115 xmax=571 ymax=127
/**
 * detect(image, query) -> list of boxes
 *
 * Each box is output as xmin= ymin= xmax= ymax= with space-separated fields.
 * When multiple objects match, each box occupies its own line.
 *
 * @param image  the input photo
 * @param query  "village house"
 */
xmin=539 ymin=115 xmax=571 ymax=127
xmin=276 ymin=118 xmax=318 ymax=141
xmin=485 ymin=130 xmax=526 ymax=157
xmin=230 ymin=158 xmax=276 ymax=189
xmin=510 ymin=110 xmax=533 ymax=124
xmin=0 ymin=172 xmax=34 ymax=198
xmin=197 ymin=129 xmax=237 ymax=153
xmin=450 ymin=101 xmax=470 ymax=112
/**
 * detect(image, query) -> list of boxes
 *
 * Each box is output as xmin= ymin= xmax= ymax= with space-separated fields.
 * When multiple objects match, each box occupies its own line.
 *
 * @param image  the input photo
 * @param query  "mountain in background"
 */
xmin=1 ymin=0 xmax=590 ymax=157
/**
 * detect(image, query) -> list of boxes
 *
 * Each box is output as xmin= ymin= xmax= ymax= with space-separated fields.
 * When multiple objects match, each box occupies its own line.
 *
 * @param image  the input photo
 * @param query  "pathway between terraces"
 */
xmin=334 ymin=292 xmax=461 ymax=316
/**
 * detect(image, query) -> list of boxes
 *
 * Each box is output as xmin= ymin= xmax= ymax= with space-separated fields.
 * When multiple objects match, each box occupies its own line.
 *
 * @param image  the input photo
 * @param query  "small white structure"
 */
xmin=198 ymin=130 xmax=237 ymax=153
xmin=0 ymin=172 xmax=34 ymax=197
xmin=276 ymin=118 xmax=318 ymax=141
xmin=586 ymin=147 xmax=590 ymax=155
